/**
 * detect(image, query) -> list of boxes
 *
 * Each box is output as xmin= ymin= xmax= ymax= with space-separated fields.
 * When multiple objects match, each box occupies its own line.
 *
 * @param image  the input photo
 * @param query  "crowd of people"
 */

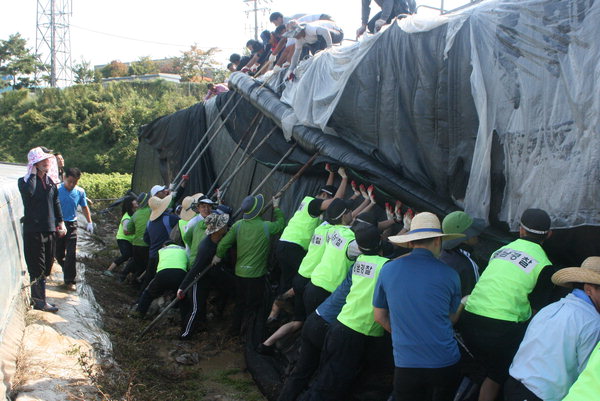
xmin=223 ymin=1 xmax=417 ymax=83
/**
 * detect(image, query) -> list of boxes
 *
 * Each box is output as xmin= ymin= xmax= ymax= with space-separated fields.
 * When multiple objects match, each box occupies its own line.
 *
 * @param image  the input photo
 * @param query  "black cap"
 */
xmin=354 ymin=211 xmax=377 ymax=226
xmin=353 ymin=224 xmax=381 ymax=253
xmin=307 ymin=198 xmax=324 ymax=217
xmin=520 ymin=208 xmax=551 ymax=235
xmin=320 ymin=185 xmax=337 ymax=197
xmin=325 ymin=198 xmax=349 ymax=223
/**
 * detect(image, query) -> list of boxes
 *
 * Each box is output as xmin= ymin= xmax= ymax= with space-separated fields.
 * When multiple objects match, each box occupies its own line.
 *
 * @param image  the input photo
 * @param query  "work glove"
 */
xmin=385 ymin=202 xmax=394 ymax=221
xmin=272 ymin=65 xmax=282 ymax=73
xmin=182 ymin=174 xmax=190 ymax=182
xmin=168 ymin=183 xmax=176 ymax=191
xmin=403 ymin=208 xmax=414 ymax=231
xmin=367 ymin=185 xmax=376 ymax=204
xmin=325 ymin=163 xmax=333 ymax=173
xmin=351 ymin=180 xmax=361 ymax=198
xmin=177 ymin=289 xmax=185 ymax=300
xmin=215 ymin=188 xmax=222 ymax=204
xmin=356 ymin=24 xmax=367 ymax=39
xmin=250 ymin=64 xmax=258 ymax=72
xmin=394 ymin=200 xmax=403 ymax=223
xmin=338 ymin=166 xmax=347 ymax=179
xmin=86 ymin=222 xmax=94 ymax=234
xmin=57 ymin=222 xmax=67 ymax=238
xmin=287 ymin=72 xmax=296 ymax=82
xmin=211 ymin=255 xmax=222 ymax=266
xmin=374 ymin=19 xmax=387 ymax=32
xmin=272 ymin=197 xmax=280 ymax=208
xmin=461 ymin=295 xmax=469 ymax=306
xmin=359 ymin=184 xmax=369 ymax=200
xmin=268 ymin=54 xmax=277 ymax=63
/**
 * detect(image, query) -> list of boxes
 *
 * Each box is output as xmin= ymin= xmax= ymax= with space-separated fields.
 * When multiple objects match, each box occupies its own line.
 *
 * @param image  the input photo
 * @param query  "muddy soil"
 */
xmin=82 ymin=206 xmax=266 ymax=401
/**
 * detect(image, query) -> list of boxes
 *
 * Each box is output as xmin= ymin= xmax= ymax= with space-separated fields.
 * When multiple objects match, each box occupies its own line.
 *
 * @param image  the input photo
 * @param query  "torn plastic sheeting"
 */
xmin=227 ymin=73 xmax=458 ymax=217
xmin=464 ymin=0 xmax=600 ymax=230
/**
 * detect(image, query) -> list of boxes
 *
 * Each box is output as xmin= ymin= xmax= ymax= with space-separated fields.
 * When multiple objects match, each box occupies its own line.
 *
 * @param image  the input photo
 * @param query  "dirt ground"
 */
xmin=80 ymin=206 xmax=266 ymax=401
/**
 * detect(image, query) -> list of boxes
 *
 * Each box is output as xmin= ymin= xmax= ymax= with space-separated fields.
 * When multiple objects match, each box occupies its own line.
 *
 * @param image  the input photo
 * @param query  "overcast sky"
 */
xmin=1 ymin=0 xmax=474 ymax=69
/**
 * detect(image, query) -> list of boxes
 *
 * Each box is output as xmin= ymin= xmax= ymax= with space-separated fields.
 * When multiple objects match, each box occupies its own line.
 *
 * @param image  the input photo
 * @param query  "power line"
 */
xmin=70 ymin=24 xmax=241 ymax=51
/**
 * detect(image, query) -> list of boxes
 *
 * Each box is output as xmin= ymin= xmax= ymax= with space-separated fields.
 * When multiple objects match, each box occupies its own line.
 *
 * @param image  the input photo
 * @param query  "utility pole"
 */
xmin=36 ymin=0 xmax=73 ymax=87
xmin=243 ymin=0 xmax=271 ymax=41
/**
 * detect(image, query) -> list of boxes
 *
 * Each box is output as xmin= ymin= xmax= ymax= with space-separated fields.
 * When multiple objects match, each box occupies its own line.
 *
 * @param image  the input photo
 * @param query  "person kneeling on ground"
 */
xmin=177 ymin=213 xmax=230 ymax=340
xmin=134 ymin=241 xmax=188 ymax=317
xmin=504 ymin=256 xmax=600 ymax=401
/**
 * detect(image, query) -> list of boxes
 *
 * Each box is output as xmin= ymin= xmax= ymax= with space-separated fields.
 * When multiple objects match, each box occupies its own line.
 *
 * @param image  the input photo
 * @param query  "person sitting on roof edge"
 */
xmin=356 ymin=0 xmax=416 ymax=38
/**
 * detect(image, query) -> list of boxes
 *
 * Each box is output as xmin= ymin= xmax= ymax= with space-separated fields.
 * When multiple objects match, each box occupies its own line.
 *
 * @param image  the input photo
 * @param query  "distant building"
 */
xmin=101 ymin=73 xmax=181 ymax=85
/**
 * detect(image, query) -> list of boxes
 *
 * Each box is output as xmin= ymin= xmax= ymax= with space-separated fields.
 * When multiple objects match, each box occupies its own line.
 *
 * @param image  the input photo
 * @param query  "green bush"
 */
xmin=79 ymin=172 xmax=132 ymax=200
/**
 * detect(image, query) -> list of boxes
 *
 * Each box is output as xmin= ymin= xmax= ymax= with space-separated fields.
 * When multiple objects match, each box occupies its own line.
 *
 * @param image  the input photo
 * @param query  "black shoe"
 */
xmin=34 ymin=303 xmax=58 ymax=313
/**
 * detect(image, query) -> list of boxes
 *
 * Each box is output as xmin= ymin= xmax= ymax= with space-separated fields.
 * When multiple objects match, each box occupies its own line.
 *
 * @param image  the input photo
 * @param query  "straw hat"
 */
xmin=551 ymin=256 xmax=600 ymax=288
xmin=388 ymin=212 xmax=466 ymax=248
xmin=180 ymin=193 xmax=203 ymax=221
xmin=149 ymin=194 xmax=173 ymax=221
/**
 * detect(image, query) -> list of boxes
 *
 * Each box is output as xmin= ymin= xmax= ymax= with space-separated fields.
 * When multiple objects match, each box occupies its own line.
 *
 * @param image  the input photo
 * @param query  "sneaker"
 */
xmin=102 ymin=270 xmax=115 ymax=277
xmin=34 ymin=303 xmax=58 ymax=313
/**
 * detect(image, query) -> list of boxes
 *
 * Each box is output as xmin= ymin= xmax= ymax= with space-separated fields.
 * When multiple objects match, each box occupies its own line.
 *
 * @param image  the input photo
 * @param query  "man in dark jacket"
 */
xmin=18 ymin=147 xmax=66 ymax=312
xmin=356 ymin=0 xmax=416 ymax=37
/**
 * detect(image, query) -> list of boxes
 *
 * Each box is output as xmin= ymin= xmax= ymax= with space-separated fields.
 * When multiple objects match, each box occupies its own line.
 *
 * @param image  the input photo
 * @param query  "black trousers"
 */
xmin=504 ymin=376 xmax=542 ymax=401
xmin=232 ymin=275 xmax=265 ymax=335
xmin=180 ymin=265 xmax=236 ymax=339
xmin=292 ymin=274 xmax=310 ymax=322
xmin=303 ymin=321 xmax=381 ymax=401
xmin=278 ymin=312 xmax=330 ymax=401
xmin=276 ymin=241 xmax=307 ymax=295
xmin=114 ymin=239 xmax=133 ymax=266
xmin=141 ymin=256 xmax=159 ymax=291
xmin=23 ymin=231 xmax=55 ymax=308
xmin=121 ymin=245 xmax=149 ymax=278
xmin=303 ymin=282 xmax=331 ymax=317
xmin=55 ymin=221 xmax=78 ymax=284
xmin=137 ymin=268 xmax=186 ymax=315
xmin=393 ymin=363 xmax=461 ymax=401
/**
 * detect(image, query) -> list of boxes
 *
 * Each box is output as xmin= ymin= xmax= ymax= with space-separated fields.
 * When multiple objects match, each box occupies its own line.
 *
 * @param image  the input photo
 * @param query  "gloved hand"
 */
xmin=338 ymin=166 xmax=347 ymax=179
xmin=272 ymin=65 xmax=282 ymax=73
xmin=287 ymin=72 xmax=296 ymax=82
xmin=325 ymin=163 xmax=333 ymax=173
xmin=86 ymin=222 xmax=94 ymax=234
xmin=385 ymin=202 xmax=394 ymax=221
xmin=394 ymin=200 xmax=403 ymax=223
xmin=374 ymin=19 xmax=387 ymax=32
xmin=460 ymin=295 xmax=469 ymax=306
xmin=215 ymin=188 xmax=222 ymax=203
xmin=272 ymin=197 xmax=280 ymax=208
xmin=351 ymin=180 xmax=361 ymax=198
xmin=169 ymin=183 xmax=176 ymax=191
xmin=57 ymin=222 xmax=67 ymax=237
xmin=403 ymin=208 xmax=414 ymax=231
xmin=359 ymin=184 xmax=369 ymax=200
xmin=182 ymin=174 xmax=190 ymax=181
xmin=177 ymin=289 xmax=186 ymax=300
xmin=268 ymin=54 xmax=277 ymax=63
xmin=356 ymin=24 xmax=367 ymax=39
xmin=250 ymin=64 xmax=258 ymax=72
xmin=211 ymin=255 xmax=222 ymax=266
xmin=367 ymin=185 xmax=376 ymax=204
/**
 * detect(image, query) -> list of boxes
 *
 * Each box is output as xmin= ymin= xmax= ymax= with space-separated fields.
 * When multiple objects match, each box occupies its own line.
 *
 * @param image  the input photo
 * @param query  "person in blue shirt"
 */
xmin=56 ymin=167 xmax=93 ymax=291
xmin=373 ymin=212 xmax=465 ymax=401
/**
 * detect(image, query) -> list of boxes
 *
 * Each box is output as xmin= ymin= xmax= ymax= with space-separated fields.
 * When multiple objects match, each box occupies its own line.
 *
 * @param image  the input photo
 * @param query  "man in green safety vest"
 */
xmin=303 ymin=224 xmax=390 ymax=400
xmin=459 ymin=208 xmax=556 ymax=401
xmin=304 ymin=198 xmax=360 ymax=315
xmin=213 ymin=194 xmax=285 ymax=336
xmin=134 ymin=241 xmax=188 ymax=317
xmin=562 ymin=342 xmax=600 ymax=401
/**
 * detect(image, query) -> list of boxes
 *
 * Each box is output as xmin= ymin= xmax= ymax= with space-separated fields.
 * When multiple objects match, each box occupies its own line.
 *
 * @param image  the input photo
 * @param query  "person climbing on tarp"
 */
xmin=356 ymin=0 xmax=416 ymax=37
xmin=285 ymin=19 xmax=344 ymax=79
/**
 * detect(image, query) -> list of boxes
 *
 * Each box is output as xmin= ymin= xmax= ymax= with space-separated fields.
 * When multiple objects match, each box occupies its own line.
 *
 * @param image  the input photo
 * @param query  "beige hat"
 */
xmin=388 ymin=212 xmax=466 ymax=248
xmin=180 ymin=193 xmax=203 ymax=221
xmin=149 ymin=194 xmax=173 ymax=221
xmin=551 ymin=256 xmax=600 ymax=288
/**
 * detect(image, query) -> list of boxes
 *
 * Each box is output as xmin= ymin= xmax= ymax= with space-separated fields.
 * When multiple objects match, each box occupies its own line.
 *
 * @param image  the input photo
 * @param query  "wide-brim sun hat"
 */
xmin=551 ymin=256 xmax=600 ymax=288
xmin=388 ymin=212 xmax=466 ymax=248
xmin=242 ymin=194 xmax=264 ymax=220
xmin=205 ymin=213 xmax=230 ymax=235
xmin=180 ymin=192 xmax=203 ymax=221
xmin=149 ymin=194 xmax=173 ymax=221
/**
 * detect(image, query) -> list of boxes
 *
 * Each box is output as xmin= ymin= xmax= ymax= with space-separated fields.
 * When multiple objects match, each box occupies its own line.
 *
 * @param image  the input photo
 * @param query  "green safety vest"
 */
xmin=156 ymin=244 xmax=189 ymax=273
xmin=337 ymin=254 xmax=389 ymax=337
xmin=562 ymin=342 xmax=600 ymax=401
xmin=178 ymin=219 xmax=190 ymax=247
xmin=465 ymin=238 xmax=551 ymax=322
xmin=129 ymin=206 xmax=151 ymax=247
xmin=298 ymin=222 xmax=331 ymax=279
xmin=310 ymin=225 xmax=355 ymax=293
xmin=116 ymin=212 xmax=134 ymax=242
xmin=280 ymin=196 xmax=321 ymax=250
